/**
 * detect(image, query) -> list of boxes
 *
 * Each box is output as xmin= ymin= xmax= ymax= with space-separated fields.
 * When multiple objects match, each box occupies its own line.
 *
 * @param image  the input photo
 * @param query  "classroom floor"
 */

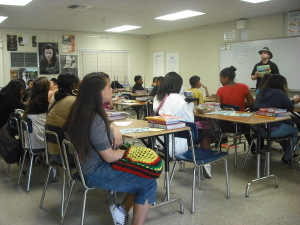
xmin=0 ymin=139 xmax=299 ymax=225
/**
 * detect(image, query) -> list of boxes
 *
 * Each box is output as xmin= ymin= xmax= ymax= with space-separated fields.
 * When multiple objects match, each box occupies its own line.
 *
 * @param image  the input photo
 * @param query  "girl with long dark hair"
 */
xmin=64 ymin=72 xmax=157 ymax=225
xmin=254 ymin=75 xmax=298 ymax=164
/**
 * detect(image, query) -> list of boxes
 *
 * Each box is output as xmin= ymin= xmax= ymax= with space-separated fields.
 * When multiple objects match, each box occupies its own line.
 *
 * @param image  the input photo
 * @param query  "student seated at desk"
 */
xmin=253 ymin=75 xmax=298 ymax=164
xmin=64 ymin=72 xmax=156 ymax=225
xmin=216 ymin=66 xmax=255 ymax=152
xmin=149 ymin=76 xmax=164 ymax=97
xmin=153 ymin=72 xmax=212 ymax=177
xmin=23 ymin=77 xmax=55 ymax=151
xmin=186 ymin=75 xmax=206 ymax=105
xmin=132 ymin=75 xmax=145 ymax=93
xmin=291 ymin=96 xmax=300 ymax=132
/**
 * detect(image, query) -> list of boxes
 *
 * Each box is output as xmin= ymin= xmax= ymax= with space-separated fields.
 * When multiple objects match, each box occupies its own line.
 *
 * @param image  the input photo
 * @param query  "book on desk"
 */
xmin=145 ymin=115 xmax=186 ymax=130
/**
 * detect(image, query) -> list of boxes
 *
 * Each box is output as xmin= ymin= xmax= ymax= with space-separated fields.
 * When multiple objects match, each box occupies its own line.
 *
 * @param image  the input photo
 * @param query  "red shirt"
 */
xmin=216 ymin=83 xmax=249 ymax=111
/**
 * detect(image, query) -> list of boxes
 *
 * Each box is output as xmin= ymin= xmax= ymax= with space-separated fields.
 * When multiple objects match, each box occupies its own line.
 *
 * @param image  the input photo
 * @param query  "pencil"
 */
xmin=255 ymin=115 xmax=276 ymax=119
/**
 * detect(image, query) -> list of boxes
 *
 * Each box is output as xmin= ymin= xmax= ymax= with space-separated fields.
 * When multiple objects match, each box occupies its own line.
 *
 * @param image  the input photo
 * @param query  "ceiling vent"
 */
xmin=66 ymin=5 xmax=95 ymax=11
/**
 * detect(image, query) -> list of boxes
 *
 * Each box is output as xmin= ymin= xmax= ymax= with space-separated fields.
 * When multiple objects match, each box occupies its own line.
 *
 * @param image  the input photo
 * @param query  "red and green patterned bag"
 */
xmin=112 ymin=145 xmax=163 ymax=179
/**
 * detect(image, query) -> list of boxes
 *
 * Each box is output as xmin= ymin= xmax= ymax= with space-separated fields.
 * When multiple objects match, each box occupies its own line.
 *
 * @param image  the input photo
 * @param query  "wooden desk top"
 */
xmin=113 ymin=100 xmax=146 ymax=106
xmin=115 ymin=119 xmax=189 ymax=139
xmin=204 ymin=97 xmax=215 ymax=102
xmin=194 ymin=112 xmax=291 ymax=125
xmin=131 ymin=93 xmax=149 ymax=97
xmin=293 ymin=108 xmax=300 ymax=112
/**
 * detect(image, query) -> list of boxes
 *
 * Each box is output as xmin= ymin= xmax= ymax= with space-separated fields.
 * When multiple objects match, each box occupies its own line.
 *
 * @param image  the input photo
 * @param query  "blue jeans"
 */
xmin=261 ymin=123 xmax=298 ymax=160
xmin=85 ymin=163 xmax=157 ymax=205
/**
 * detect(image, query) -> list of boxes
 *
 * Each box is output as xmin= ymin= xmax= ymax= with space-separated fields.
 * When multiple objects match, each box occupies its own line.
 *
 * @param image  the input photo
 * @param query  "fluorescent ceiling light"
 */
xmin=241 ymin=0 xmax=270 ymax=3
xmin=105 ymin=25 xmax=141 ymax=32
xmin=0 ymin=16 xmax=8 ymax=23
xmin=0 ymin=0 xmax=32 ymax=6
xmin=155 ymin=10 xmax=205 ymax=21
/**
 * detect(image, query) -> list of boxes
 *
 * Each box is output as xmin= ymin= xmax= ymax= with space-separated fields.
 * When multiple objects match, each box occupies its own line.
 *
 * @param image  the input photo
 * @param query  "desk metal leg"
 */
xmin=246 ymin=123 xmax=278 ymax=197
xmin=151 ymin=134 xmax=184 ymax=214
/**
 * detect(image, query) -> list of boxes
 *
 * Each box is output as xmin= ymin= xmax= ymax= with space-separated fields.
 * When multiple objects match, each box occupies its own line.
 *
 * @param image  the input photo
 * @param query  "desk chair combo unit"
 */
xmin=61 ymin=139 xmax=117 ymax=225
xmin=18 ymin=117 xmax=45 ymax=194
xmin=169 ymin=122 xmax=230 ymax=213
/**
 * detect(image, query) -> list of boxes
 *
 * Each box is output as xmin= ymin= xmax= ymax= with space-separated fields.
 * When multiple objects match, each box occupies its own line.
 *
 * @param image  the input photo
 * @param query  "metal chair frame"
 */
xmin=169 ymin=122 xmax=230 ymax=214
xmin=243 ymin=133 xmax=295 ymax=170
xmin=39 ymin=125 xmax=70 ymax=217
xmin=217 ymin=104 xmax=249 ymax=167
xmin=61 ymin=139 xmax=117 ymax=225
xmin=18 ymin=118 xmax=45 ymax=194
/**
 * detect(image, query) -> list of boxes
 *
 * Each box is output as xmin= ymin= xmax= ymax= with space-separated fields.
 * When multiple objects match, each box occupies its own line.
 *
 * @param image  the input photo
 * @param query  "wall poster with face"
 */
xmin=60 ymin=55 xmax=78 ymax=76
xmin=7 ymin=35 xmax=18 ymax=51
xmin=18 ymin=68 xmax=38 ymax=83
xmin=38 ymin=42 xmax=60 ymax=74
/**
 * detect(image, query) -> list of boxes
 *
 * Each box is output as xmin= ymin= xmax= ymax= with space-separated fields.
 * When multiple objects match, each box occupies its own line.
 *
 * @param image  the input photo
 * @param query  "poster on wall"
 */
xmin=153 ymin=52 xmax=164 ymax=77
xmin=18 ymin=35 xmax=28 ymax=46
xmin=7 ymin=35 xmax=18 ymax=51
xmin=38 ymin=42 xmax=60 ymax=74
xmin=18 ymin=68 xmax=38 ymax=83
xmin=288 ymin=12 xmax=300 ymax=36
xmin=224 ymin=30 xmax=235 ymax=41
xmin=167 ymin=53 xmax=179 ymax=73
xmin=60 ymin=55 xmax=78 ymax=75
xmin=62 ymin=35 xmax=75 ymax=53
xmin=32 ymin=36 xmax=37 ymax=47
xmin=10 ymin=69 xmax=18 ymax=80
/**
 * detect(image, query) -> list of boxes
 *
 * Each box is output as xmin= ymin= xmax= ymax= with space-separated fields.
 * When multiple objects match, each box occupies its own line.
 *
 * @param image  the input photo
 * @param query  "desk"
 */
xmin=204 ymin=96 xmax=215 ymax=102
xmin=194 ymin=112 xmax=290 ymax=197
xmin=113 ymin=101 xmax=147 ymax=119
xmin=116 ymin=119 xmax=189 ymax=213
xmin=291 ymin=108 xmax=300 ymax=120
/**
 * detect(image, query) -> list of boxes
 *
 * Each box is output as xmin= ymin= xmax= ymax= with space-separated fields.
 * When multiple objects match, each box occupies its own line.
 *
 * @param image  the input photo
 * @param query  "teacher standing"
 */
xmin=251 ymin=47 xmax=279 ymax=90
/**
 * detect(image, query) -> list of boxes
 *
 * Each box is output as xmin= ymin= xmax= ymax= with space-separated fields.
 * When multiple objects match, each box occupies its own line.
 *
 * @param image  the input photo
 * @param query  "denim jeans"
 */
xmin=260 ymin=123 xmax=298 ymax=160
xmin=85 ymin=163 xmax=157 ymax=205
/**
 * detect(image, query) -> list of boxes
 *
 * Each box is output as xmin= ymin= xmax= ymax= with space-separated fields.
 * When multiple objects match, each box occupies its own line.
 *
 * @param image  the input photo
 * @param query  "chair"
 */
xmin=243 ymin=133 xmax=295 ymax=170
xmin=39 ymin=124 xmax=72 ymax=217
xmin=145 ymin=99 xmax=154 ymax=118
xmin=18 ymin=117 xmax=45 ymax=194
xmin=119 ymin=93 xmax=134 ymax=118
xmin=169 ymin=122 xmax=230 ymax=214
xmin=217 ymin=104 xmax=249 ymax=167
xmin=61 ymin=139 xmax=117 ymax=225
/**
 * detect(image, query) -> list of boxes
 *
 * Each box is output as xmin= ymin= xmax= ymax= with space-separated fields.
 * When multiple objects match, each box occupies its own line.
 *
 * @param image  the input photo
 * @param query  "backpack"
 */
xmin=0 ymin=114 xmax=22 ymax=164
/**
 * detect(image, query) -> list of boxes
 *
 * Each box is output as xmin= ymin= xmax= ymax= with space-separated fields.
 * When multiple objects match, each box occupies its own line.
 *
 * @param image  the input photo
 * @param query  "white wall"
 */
xmin=0 ymin=12 xmax=298 ymax=92
xmin=147 ymin=13 xmax=292 ymax=94
xmin=0 ymin=29 xmax=148 ymax=87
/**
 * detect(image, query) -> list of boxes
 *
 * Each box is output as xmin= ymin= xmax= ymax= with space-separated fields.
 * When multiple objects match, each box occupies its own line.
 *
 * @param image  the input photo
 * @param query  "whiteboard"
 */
xmin=220 ymin=36 xmax=300 ymax=90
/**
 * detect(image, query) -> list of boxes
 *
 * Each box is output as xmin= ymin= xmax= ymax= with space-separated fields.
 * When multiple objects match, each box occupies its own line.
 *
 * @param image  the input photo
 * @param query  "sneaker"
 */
xmin=110 ymin=204 xmax=129 ymax=225
xmin=281 ymin=156 xmax=290 ymax=165
xmin=203 ymin=164 xmax=212 ymax=178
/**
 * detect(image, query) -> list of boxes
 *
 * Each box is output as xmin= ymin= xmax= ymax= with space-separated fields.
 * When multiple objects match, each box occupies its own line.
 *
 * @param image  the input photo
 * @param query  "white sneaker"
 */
xmin=203 ymin=164 xmax=212 ymax=178
xmin=110 ymin=204 xmax=129 ymax=225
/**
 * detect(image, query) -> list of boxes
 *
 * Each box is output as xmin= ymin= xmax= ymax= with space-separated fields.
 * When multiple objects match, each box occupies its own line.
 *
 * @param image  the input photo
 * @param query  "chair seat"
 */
xmin=252 ymin=134 xmax=292 ymax=141
xmin=26 ymin=148 xmax=45 ymax=154
xmin=175 ymin=148 xmax=227 ymax=164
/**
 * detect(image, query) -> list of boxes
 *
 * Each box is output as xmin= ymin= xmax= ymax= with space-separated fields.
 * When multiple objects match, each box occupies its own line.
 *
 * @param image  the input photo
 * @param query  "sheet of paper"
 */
xmin=114 ymin=121 xmax=132 ymax=126
xmin=149 ymin=128 xmax=164 ymax=132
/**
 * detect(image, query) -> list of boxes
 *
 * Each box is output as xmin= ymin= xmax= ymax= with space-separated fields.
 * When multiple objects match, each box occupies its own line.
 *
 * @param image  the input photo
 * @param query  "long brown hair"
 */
xmin=23 ymin=77 xmax=50 ymax=116
xmin=260 ymin=74 xmax=288 ymax=94
xmin=63 ymin=72 xmax=110 ymax=160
